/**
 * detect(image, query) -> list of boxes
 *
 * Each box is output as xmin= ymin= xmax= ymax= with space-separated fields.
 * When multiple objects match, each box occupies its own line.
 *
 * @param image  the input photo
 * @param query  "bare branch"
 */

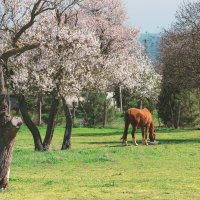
xmin=12 ymin=0 xmax=56 ymax=47
xmin=1 ymin=43 xmax=40 ymax=61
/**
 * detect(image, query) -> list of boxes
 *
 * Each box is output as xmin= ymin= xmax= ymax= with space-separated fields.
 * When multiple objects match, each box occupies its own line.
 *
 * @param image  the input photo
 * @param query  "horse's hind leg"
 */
xmin=131 ymin=126 xmax=138 ymax=146
xmin=121 ymin=113 xmax=129 ymax=146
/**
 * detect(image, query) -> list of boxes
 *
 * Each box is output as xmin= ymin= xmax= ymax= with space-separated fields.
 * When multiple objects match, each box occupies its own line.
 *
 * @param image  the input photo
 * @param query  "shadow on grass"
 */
xmin=74 ymin=128 xmax=198 ymax=137
xmin=79 ymin=140 xmax=144 ymax=147
xmin=79 ymin=137 xmax=200 ymax=147
xmin=157 ymin=138 xmax=200 ymax=144
xmin=74 ymin=128 xmax=194 ymax=137
xmin=74 ymin=131 xmax=122 ymax=137
xmin=155 ymin=128 xmax=194 ymax=134
xmin=80 ymin=141 xmax=121 ymax=145
xmin=79 ymin=140 xmax=130 ymax=147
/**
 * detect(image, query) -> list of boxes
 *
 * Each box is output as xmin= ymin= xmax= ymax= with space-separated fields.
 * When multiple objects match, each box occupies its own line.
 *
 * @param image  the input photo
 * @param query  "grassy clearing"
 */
xmin=1 ymin=126 xmax=200 ymax=200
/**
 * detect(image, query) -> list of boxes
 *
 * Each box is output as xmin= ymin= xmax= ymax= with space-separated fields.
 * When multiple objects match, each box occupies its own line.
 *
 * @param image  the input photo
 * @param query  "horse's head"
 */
xmin=149 ymin=125 xmax=156 ymax=142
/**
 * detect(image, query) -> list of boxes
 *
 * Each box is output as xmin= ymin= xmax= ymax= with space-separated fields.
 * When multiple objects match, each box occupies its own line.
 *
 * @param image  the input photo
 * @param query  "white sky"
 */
xmin=124 ymin=0 xmax=197 ymax=33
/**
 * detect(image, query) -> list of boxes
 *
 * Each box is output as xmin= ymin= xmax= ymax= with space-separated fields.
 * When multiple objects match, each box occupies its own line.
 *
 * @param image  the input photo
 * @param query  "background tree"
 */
xmin=158 ymin=1 xmax=200 ymax=128
xmin=80 ymin=0 xmax=160 ymax=111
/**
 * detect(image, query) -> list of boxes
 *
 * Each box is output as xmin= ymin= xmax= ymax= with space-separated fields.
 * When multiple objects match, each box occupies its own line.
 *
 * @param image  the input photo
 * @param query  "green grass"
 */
xmin=1 ymin=126 xmax=200 ymax=200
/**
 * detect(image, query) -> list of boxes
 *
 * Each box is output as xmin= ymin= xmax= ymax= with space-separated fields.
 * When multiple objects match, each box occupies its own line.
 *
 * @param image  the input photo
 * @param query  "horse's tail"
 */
xmin=121 ymin=112 xmax=130 ymax=140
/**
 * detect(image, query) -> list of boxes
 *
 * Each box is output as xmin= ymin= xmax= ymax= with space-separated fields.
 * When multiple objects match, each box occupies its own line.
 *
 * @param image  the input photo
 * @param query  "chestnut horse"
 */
xmin=121 ymin=108 xmax=156 ymax=146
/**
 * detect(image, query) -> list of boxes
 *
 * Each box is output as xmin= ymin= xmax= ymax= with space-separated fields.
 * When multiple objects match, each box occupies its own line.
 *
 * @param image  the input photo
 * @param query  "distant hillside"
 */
xmin=139 ymin=33 xmax=160 ymax=61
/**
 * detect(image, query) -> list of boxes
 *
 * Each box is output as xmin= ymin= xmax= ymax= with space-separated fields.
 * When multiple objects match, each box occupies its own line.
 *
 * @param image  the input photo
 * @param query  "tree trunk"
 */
xmin=169 ymin=98 xmax=175 ymax=128
xmin=0 ymin=116 xmax=22 ymax=190
xmin=103 ymin=100 xmax=107 ymax=128
xmin=43 ymin=97 xmax=59 ymax=150
xmin=174 ymin=101 xmax=181 ymax=129
xmin=157 ymin=114 xmax=161 ymax=127
xmin=61 ymin=97 xmax=72 ymax=150
xmin=18 ymin=95 xmax=43 ymax=151
xmin=0 ymin=94 xmax=22 ymax=190
xmin=36 ymin=94 xmax=42 ymax=126
xmin=119 ymin=85 xmax=123 ymax=112
xmin=140 ymin=99 xmax=143 ymax=109
xmin=0 ymin=65 xmax=5 ymax=94
xmin=7 ymin=91 xmax=11 ymax=115
xmin=0 ymin=62 xmax=22 ymax=190
xmin=79 ymin=99 xmax=88 ymax=126
xmin=189 ymin=92 xmax=192 ymax=127
xmin=198 ymin=90 xmax=200 ymax=126
xmin=72 ymin=101 xmax=76 ymax=127
xmin=177 ymin=102 xmax=181 ymax=128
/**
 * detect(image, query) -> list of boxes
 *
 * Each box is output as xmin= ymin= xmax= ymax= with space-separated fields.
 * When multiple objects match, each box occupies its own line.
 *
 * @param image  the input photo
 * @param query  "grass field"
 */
xmin=1 ymin=125 xmax=200 ymax=200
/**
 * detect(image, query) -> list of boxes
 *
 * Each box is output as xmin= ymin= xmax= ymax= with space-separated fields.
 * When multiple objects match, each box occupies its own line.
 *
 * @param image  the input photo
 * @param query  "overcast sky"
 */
xmin=124 ymin=0 xmax=196 ymax=33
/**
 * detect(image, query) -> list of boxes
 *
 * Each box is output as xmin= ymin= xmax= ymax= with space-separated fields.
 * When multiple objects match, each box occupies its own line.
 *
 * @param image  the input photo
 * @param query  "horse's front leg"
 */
xmin=131 ymin=126 xmax=138 ymax=146
xmin=144 ymin=126 xmax=149 ymax=146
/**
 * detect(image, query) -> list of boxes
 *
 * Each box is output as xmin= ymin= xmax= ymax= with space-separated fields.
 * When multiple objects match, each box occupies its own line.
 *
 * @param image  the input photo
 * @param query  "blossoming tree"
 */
xmin=0 ymin=0 xmax=81 ymax=190
xmin=79 ymin=0 xmax=160 ymax=105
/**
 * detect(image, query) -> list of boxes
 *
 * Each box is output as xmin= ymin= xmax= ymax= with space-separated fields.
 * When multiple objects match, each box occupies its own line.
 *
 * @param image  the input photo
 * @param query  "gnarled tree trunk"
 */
xmin=0 ymin=56 xmax=23 ymax=190
xmin=0 ymin=93 xmax=22 ymax=190
xmin=43 ymin=97 xmax=59 ymax=150
xmin=61 ymin=97 xmax=72 ymax=150
xmin=18 ymin=95 xmax=43 ymax=151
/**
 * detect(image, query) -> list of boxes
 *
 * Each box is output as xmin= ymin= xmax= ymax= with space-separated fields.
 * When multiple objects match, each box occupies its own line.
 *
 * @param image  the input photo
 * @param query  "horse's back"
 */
xmin=126 ymin=108 xmax=152 ymax=127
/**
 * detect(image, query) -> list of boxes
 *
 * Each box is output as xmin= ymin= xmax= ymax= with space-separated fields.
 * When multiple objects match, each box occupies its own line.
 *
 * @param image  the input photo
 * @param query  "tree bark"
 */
xmin=198 ymin=90 xmax=200 ymax=125
xmin=36 ymin=94 xmax=42 ymax=126
xmin=18 ymin=95 xmax=43 ymax=151
xmin=0 ymin=116 xmax=22 ymax=190
xmin=169 ymin=98 xmax=175 ymax=128
xmin=0 ymin=65 xmax=5 ymax=93
xmin=189 ymin=92 xmax=192 ymax=127
xmin=0 ymin=94 xmax=22 ymax=190
xmin=6 ymin=90 xmax=11 ymax=115
xmin=43 ymin=97 xmax=59 ymax=150
xmin=177 ymin=102 xmax=181 ymax=128
xmin=119 ymin=85 xmax=123 ymax=112
xmin=174 ymin=101 xmax=181 ymax=129
xmin=140 ymin=99 xmax=143 ymax=109
xmin=72 ymin=101 xmax=76 ymax=127
xmin=103 ymin=100 xmax=107 ymax=128
xmin=61 ymin=97 xmax=72 ymax=150
xmin=158 ymin=116 xmax=161 ymax=127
